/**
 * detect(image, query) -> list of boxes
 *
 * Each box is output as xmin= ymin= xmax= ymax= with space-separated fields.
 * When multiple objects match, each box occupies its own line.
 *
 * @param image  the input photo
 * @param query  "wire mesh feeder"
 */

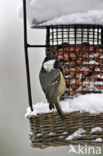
xmin=47 ymin=25 xmax=103 ymax=98
xmin=26 ymin=25 xmax=103 ymax=148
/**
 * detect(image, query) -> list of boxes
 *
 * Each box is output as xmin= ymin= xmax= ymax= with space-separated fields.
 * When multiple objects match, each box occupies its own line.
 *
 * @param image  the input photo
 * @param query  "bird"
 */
xmin=39 ymin=55 xmax=66 ymax=120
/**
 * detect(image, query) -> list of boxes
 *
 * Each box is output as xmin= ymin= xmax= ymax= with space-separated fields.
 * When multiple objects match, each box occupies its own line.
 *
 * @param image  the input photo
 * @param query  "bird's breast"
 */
xmin=57 ymin=72 xmax=66 ymax=99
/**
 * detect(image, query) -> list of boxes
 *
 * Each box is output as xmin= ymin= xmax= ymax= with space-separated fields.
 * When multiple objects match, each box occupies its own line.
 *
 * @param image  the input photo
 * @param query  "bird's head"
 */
xmin=43 ymin=55 xmax=63 ymax=72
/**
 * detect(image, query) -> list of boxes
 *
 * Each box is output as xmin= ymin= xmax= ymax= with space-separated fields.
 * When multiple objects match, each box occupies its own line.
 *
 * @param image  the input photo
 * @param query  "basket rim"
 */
xmin=27 ymin=111 xmax=103 ymax=119
xmin=31 ymin=24 xmax=103 ymax=29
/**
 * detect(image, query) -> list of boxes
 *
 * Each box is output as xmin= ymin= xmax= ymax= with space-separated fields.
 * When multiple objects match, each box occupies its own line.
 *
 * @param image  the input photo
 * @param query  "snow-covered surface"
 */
xmin=100 ymin=55 xmax=103 ymax=58
xmin=83 ymin=82 xmax=103 ymax=85
xmin=40 ymin=10 xmax=103 ymax=26
xmin=91 ymin=127 xmax=103 ymax=134
xmin=37 ymin=133 xmax=42 ymax=136
xmin=25 ymin=94 xmax=103 ymax=118
xmin=49 ymin=132 xmax=55 ymax=135
xmin=63 ymin=132 xmax=68 ymax=135
xmin=84 ymin=60 xmax=99 ymax=65
xmin=65 ymin=128 xmax=86 ymax=140
xmin=18 ymin=0 xmax=103 ymax=26
xmin=93 ymin=138 xmax=103 ymax=142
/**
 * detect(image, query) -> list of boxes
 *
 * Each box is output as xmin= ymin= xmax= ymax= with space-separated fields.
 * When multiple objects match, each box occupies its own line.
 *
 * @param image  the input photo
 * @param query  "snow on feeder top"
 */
xmin=21 ymin=0 xmax=103 ymax=149
xmin=18 ymin=0 xmax=103 ymax=26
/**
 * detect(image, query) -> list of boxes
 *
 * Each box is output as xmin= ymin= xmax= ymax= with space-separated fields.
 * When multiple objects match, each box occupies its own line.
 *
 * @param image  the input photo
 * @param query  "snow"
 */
xmin=76 ymin=84 xmax=103 ymax=93
xmin=29 ymin=131 xmax=33 ymax=136
xmin=37 ymin=133 xmax=42 ymax=136
xmin=49 ymin=132 xmax=55 ymax=135
xmin=65 ymin=128 xmax=86 ymax=140
xmin=63 ymin=132 xmax=68 ymax=135
xmin=75 ymin=86 xmax=102 ymax=94
xmin=98 ymin=75 xmax=103 ymax=79
xmin=18 ymin=0 xmax=103 ymax=26
xmin=84 ymin=60 xmax=99 ymax=65
xmin=40 ymin=10 xmax=103 ymax=26
xmin=100 ymin=55 xmax=103 ymax=58
xmin=91 ymin=127 xmax=103 ymax=134
xmin=83 ymin=82 xmax=103 ymax=85
xmin=25 ymin=94 xmax=103 ymax=118
xmin=93 ymin=138 xmax=103 ymax=142
xmin=90 ymin=54 xmax=100 ymax=58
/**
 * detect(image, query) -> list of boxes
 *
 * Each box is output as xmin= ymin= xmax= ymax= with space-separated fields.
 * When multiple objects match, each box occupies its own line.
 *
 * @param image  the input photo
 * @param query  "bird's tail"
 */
xmin=55 ymin=100 xmax=65 ymax=120
xmin=49 ymin=103 xmax=55 ymax=110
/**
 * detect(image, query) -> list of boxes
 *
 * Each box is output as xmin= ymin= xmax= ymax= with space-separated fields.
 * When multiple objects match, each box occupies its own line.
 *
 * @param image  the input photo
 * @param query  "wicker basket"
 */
xmin=28 ymin=112 xmax=103 ymax=148
xmin=26 ymin=24 xmax=103 ymax=148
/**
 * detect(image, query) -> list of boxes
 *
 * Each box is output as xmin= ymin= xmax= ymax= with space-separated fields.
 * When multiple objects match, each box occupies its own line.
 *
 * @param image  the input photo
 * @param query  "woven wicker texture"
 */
xmin=28 ymin=112 xmax=103 ymax=148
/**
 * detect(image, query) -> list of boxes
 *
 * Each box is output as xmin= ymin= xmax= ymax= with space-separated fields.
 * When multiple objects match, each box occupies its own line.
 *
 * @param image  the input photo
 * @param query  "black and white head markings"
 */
xmin=43 ymin=55 xmax=62 ymax=72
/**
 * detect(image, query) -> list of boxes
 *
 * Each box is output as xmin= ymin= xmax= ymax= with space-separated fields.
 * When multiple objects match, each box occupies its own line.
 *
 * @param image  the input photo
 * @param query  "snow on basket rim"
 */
xmin=25 ymin=94 xmax=103 ymax=118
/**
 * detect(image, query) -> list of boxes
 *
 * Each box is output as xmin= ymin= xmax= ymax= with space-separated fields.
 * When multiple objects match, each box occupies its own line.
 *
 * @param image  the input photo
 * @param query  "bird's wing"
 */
xmin=46 ymin=71 xmax=60 ymax=103
xmin=39 ymin=69 xmax=60 ymax=103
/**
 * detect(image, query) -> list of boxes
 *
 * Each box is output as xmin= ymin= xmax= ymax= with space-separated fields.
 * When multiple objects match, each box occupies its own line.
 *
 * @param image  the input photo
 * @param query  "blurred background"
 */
xmin=0 ymin=0 xmax=103 ymax=156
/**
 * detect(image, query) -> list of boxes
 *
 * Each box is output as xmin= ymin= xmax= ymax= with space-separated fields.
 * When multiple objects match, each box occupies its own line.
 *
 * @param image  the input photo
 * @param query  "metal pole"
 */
xmin=46 ymin=27 xmax=50 ymax=56
xmin=23 ymin=0 xmax=33 ymax=111
xmin=101 ymin=27 xmax=103 ymax=45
